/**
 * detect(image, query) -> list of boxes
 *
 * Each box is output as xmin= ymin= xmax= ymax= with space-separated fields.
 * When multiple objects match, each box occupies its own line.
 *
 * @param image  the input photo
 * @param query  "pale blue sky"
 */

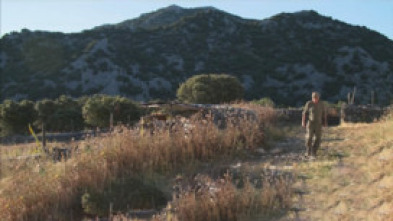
xmin=1 ymin=0 xmax=392 ymax=40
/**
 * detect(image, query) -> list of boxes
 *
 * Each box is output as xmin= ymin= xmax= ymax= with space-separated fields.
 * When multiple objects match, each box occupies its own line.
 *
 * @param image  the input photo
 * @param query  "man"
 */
xmin=302 ymin=92 xmax=327 ymax=159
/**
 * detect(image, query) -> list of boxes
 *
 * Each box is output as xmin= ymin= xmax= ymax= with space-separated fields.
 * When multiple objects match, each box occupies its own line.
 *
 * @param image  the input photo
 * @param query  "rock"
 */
xmin=255 ymin=148 xmax=267 ymax=154
xmin=270 ymin=147 xmax=284 ymax=154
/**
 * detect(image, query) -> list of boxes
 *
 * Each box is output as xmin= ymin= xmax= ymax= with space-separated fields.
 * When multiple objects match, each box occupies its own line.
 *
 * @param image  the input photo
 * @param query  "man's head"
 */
xmin=312 ymin=92 xmax=320 ymax=103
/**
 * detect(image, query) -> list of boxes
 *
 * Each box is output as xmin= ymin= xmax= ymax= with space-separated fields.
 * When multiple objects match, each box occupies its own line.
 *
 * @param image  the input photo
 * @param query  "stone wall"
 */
xmin=276 ymin=105 xmax=392 ymax=124
xmin=340 ymin=104 xmax=389 ymax=123
xmin=276 ymin=108 xmax=340 ymax=125
xmin=276 ymin=109 xmax=303 ymax=123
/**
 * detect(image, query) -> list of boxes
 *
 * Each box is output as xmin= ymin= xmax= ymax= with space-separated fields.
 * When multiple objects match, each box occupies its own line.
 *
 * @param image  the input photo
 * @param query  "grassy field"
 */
xmin=0 ymin=104 xmax=295 ymax=221
xmin=289 ymin=112 xmax=393 ymax=221
xmin=2 ymin=105 xmax=391 ymax=221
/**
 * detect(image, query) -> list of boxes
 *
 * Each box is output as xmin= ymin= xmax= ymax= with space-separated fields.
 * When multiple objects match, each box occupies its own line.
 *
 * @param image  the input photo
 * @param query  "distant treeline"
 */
xmin=0 ymin=95 xmax=142 ymax=136
xmin=0 ymin=74 xmax=265 ymax=137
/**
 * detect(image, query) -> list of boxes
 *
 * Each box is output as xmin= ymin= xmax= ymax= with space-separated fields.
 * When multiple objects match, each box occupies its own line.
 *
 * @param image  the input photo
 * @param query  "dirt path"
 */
xmin=267 ymin=122 xmax=393 ymax=221
xmin=280 ymin=125 xmax=347 ymax=221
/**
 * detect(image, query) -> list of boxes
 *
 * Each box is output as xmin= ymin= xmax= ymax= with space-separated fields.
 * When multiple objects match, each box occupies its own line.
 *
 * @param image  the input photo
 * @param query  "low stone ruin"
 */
xmin=340 ymin=104 xmax=388 ymax=123
xmin=276 ymin=108 xmax=340 ymax=125
xmin=191 ymin=105 xmax=257 ymax=129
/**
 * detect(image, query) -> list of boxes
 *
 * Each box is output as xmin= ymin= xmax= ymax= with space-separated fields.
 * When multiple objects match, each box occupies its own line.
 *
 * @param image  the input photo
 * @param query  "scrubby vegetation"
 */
xmin=82 ymin=95 xmax=141 ymax=128
xmin=1 ymin=100 xmax=392 ymax=220
xmin=177 ymin=74 xmax=244 ymax=104
xmin=0 ymin=95 xmax=142 ymax=136
xmin=0 ymin=103 xmax=294 ymax=220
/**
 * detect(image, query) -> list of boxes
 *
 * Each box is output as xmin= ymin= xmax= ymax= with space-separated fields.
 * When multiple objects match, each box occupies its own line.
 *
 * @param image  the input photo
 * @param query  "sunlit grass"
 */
xmin=0 ymin=105 xmax=286 ymax=220
xmin=295 ymin=110 xmax=393 ymax=220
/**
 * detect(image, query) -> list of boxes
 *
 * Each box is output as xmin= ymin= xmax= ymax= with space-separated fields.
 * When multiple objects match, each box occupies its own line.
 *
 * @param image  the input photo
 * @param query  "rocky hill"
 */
xmin=1 ymin=5 xmax=393 ymax=106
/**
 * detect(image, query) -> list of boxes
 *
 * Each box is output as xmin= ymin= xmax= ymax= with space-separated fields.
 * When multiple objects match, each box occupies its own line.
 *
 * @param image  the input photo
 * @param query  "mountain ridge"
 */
xmin=1 ymin=5 xmax=392 ymax=106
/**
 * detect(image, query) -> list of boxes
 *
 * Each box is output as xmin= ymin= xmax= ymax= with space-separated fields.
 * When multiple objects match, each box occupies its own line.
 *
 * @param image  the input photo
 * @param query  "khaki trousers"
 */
xmin=305 ymin=121 xmax=322 ymax=156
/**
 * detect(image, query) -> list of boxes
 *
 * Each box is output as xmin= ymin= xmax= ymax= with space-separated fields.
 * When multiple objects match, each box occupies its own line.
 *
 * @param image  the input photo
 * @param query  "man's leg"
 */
xmin=312 ymin=124 xmax=322 ymax=156
xmin=305 ymin=123 xmax=315 ymax=156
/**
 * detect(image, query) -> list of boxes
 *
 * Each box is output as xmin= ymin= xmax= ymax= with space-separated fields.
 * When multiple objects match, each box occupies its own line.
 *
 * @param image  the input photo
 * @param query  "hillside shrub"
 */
xmin=0 ymin=100 xmax=37 ymax=136
xmin=49 ymin=96 xmax=84 ymax=131
xmin=82 ymin=95 xmax=141 ymax=128
xmin=34 ymin=96 xmax=84 ymax=132
xmin=177 ymin=74 xmax=244 ymax=104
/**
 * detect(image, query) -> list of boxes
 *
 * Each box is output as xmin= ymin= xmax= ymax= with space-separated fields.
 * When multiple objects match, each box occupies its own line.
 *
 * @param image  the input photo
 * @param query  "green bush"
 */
xmin=51 ymin=96 xmax=84 ymax=131
xmin=0 ymin=100 xmax=37 ymax=136
xmin=35 ymin=96 xmax=85 ymax=132
xmin=82 ymin=95 xmax=141 ymax=128
xmin=177 ymin=74 xmax=244 ymax=104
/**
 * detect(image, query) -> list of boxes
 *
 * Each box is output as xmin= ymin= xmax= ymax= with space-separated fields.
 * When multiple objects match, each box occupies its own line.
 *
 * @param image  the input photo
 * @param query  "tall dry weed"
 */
xmin=167 ymin=174 xmax=291 ymax=221
xmin=0 ymin=106 xmax=276 ymax=220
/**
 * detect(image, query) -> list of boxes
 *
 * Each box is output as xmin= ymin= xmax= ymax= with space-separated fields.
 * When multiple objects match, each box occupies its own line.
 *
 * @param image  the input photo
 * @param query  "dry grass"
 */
xmin=170 ymin=175 xmax=292 ymax=221
xmin=0 ymin=106 xmax=280 ymax=221
xmin=294 ymin=111 xmax=393 ymax=221
xmin=0 ymin=141 xmax=66 ymax=179
xmin=109 ymin=173 xmax=293 ymax=221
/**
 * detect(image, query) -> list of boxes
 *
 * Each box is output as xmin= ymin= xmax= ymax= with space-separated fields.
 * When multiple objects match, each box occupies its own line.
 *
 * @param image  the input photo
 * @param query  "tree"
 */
xmin=0 ymin=100 xmax=37 ymax=136
xmin=82 ymin=95 xmax=141 ymax=128
xmin=34 ymin=96 xmax=85 ymax=132
xmin=177 ymin=74 xmax=244 ymax=104
xmin=35 ymin=99 xmax=57 ymax=130
xmin=51 ymin=96 xmax=84 ymax=131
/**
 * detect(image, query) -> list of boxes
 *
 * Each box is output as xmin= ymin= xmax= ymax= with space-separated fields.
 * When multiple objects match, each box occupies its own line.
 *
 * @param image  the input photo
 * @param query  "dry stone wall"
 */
xmin=275 ymin=104 xmax=392 ymax=125
xmin=340 ymin=104 xmax=390 ymax=123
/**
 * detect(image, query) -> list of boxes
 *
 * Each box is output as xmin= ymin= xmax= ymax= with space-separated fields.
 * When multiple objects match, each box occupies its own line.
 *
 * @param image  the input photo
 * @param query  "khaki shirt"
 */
xmin=303 ymin=101 xmax=326 ymax=124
